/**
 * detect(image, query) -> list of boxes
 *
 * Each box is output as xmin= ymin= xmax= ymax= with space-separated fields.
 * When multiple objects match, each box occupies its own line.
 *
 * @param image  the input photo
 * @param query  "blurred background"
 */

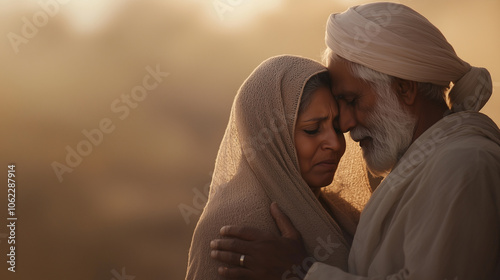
xmin=0 ymin=0 xmax=498 ymax=279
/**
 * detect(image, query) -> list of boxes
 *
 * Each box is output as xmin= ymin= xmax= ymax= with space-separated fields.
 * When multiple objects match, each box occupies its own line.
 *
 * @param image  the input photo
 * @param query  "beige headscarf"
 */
xmin=325 ymin=2 xmax=493 ymax=112
xmin=185 ymin=55 xmax=372 ymax=279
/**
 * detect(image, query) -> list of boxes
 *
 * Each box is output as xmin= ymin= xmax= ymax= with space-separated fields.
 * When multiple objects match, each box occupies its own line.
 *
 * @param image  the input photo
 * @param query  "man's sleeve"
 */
xmin=305 ymin=262 xmax=364 ymax=280
xmin=305 ymin=262 xmax=414 ymax=280
xmin=305 ymin=147 xmax=500 ymax=280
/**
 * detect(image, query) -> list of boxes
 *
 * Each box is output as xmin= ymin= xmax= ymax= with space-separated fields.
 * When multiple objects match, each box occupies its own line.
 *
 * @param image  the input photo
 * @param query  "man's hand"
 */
xmin=210 ymin=202 xmax=309 ymax=279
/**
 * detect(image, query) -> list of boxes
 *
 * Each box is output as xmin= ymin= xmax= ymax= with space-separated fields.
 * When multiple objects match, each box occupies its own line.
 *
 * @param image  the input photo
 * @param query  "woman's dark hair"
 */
xmin=298 ymin=71 xmax=332 ymax=115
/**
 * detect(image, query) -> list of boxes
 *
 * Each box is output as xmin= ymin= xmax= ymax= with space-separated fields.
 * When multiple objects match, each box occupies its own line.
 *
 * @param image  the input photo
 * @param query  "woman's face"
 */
xmin=294 ymin=87 xmax=346 ymax=192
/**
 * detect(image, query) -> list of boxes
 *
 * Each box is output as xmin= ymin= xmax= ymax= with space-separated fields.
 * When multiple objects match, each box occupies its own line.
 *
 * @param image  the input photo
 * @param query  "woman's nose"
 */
xmin=323 ymin=127 xmax=342 ymax=151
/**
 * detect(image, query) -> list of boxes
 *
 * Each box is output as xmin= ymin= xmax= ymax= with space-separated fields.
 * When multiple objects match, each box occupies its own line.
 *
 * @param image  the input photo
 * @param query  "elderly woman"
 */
xmin=185 ymin=55 xmax=370 ymax=279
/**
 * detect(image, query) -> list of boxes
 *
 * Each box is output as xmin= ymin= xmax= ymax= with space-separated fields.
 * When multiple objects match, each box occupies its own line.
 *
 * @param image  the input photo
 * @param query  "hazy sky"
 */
xmin=0 ymin=1 xmax=498 ymax=279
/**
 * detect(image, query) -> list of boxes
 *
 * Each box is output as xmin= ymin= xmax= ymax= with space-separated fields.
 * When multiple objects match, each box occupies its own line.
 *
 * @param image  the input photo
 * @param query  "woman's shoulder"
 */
xmin=201 ymin=175 xmax=276 ymax=232
xmin=186 ymin=176 xmax=278 ymax=280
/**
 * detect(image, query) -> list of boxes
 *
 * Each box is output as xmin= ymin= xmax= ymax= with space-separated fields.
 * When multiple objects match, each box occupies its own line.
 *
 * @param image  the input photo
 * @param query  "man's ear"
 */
xmin=393 ymin=78 xmax=418 ymax=106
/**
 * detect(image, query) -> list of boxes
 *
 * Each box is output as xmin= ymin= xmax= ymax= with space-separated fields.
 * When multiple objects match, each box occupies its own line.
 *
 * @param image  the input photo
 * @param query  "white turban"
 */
xmin=325 ymin=2 xmax=492 ymax=112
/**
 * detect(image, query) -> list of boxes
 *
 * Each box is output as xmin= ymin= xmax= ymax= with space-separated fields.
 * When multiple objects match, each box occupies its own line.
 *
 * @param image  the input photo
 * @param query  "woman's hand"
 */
xmin=210 ymin=202 xmax=309 ymax=280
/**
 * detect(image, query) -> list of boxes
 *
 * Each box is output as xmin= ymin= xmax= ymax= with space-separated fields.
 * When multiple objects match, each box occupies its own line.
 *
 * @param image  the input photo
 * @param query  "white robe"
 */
xmin=305 ymin=111 xmax=500 ymax=280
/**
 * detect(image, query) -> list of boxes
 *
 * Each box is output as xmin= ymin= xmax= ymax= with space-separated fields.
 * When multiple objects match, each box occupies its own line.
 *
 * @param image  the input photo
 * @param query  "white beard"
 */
xmin=350 ymin=88 xmax=416 ymax=177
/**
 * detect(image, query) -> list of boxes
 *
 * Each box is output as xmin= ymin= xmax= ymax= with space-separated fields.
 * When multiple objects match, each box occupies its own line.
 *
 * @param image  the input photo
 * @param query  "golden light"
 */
xmin=209 ymin=0 xmax=284 ymax=28
xmin=0 ymin=1 xmax=498 ymax=279
xmin=63 ymin=0 xmax=132 ymax=34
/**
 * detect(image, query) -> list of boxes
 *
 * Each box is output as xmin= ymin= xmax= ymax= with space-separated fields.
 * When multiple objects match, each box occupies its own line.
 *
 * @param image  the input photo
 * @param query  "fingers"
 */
xmin=210 ymin=249 xmax=249 ymax=267
xmin=220 ymin=225 xmax=271 ymax=241
xmin=217 ymin=266 xmax=253 ymax=279
xmin=270 ymin=202 xmax=302 ymax=240
xmin=210 ymin=239 xmax=248 ymax=255
xmin=211 ymin=250 xmax=255 ymax=279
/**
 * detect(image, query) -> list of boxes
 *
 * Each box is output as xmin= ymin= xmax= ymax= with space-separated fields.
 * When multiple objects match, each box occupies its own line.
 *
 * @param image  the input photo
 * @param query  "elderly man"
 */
xmin=210 ymin=2 xmax=500 ymax=280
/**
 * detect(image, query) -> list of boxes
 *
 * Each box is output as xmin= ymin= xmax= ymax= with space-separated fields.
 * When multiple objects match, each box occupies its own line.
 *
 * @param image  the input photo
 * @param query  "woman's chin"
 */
xmin=309 ymin=182 xmax=331 ymax=195
xmin=307 ymin=170 xmax=335 ymax=186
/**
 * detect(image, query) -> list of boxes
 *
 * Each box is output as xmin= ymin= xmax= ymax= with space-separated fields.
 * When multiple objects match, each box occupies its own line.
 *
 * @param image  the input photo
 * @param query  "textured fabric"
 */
xmin=185 ymin=55 xmax=372 ymax=280
xmin=325 ymin=2 xmax=492 ymax=112
xmin=305 ymin=111 xmax=500 ymax=280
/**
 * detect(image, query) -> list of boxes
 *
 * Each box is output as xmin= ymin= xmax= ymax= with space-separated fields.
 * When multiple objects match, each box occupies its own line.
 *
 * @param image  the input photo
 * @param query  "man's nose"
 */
xmin=338 ymin=102 xmax=356 ymax=132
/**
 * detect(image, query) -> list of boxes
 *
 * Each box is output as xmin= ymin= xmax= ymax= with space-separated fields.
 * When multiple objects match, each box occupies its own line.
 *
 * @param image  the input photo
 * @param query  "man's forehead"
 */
xmin=327 ymin=62 xmax=367 ymax=97
xmin=329 ymin=74 xmax=362 ymax=97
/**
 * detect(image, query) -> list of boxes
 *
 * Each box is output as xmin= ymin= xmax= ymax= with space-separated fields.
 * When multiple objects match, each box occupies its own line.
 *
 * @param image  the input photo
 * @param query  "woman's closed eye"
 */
xmin=303 ymin=122 xmax=342 ymax=135
xmin=303 ymin=127 xmax=319 ymax=135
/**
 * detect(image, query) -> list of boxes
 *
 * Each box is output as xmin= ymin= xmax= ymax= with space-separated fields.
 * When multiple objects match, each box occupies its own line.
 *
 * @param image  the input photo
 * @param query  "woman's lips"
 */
xmin=315 ymin=159 xmax=338 ymax=169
